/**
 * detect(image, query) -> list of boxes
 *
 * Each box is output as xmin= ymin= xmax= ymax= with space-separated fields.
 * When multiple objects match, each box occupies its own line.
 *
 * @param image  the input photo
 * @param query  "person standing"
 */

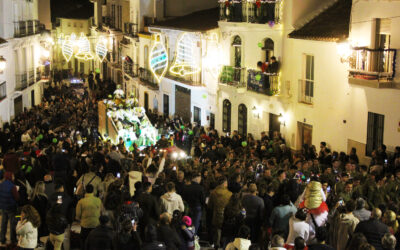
xmin=30 ymin=181 xmax=48 ymax=244
xmin=208 ymin=176 xmax=232 ymax=249
xmin=0 ymin=171 xmax=19 ymax=245
xmin=85 ymin=215 xmax=115 ymax=250
xmin=16 ymin=205 xmax=41 ymax=250
xmin=160 ymin=182 xmax=185 ymax=215
xmin=46 ymin=204 xmax=68 ymax=250
xmin=241 ymin=183 xmax=264 ymax=243
xmin=181 ymin=173 xmax=205 ymax=234
xmin=75 ymin=184 xmax=102 ymax=248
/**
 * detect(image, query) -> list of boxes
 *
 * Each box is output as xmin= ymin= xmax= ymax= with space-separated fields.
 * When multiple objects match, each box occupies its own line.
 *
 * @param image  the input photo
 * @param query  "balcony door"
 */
xmin=175 ymin=85 xmax=191 ymax=123
xmin=231 ymin=36 xmax=242 ymax=82
xmin=262 ymin=38 xmax=274 ymax=62
xmin=14 ymin=96 xmax=23 ymax=117
xmin=366 ymin=112 xmax=384 ymax=156
xmin=269 ymin=113 xmax=280 ymax=138
xmin=297 ymin=122 xmax=313 ymax=150
xmin=163 ymin=94 xmax=169 ymax=117
xmin=144 ymin=92 xmax=149 ymax=112
xmin=222 ymin=99 xmax=231 ymax=133
xmin=238 ymin=104 xmax=247 ymax=137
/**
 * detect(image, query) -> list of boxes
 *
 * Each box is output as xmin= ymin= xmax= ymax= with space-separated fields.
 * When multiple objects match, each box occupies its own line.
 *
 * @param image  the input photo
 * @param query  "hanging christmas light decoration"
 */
xmin=149 ymin=33 xmax=168 ymax=83
xmin=95 ymin=36 xmax=108 ymax=62
xmin=74 ymin=33 xmax=94 ymax=60
xmin=169 ymin=32 xmax=200 ymax=76
xmin=61 ymin=34 xmax=74 ymax=62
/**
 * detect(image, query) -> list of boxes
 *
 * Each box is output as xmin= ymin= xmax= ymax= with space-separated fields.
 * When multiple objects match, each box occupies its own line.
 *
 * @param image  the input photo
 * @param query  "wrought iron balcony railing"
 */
xmin=36 ymin=67 xmax=41 ymax=82
xmin=139 ymin=67 xmax=159 ymax=90
xmin=219 ymin=66 xmax=247 ymax=88
xmin=15 ymin=73 xmax=28 ymax=91
xmin=28 ymin=70 xmax=35 ymax=86
xmin=14 ymin=20 xmax=41 ymax=38
xmin=123 ymin=62 xmax=138 ymax=78
xmin=124 ymin=22 xmax=138 ymax=37
xmin=219 ymin=0 xmax=282 ymax=24
xmin=348 ymin=48 xmax=396 ymax=81
xmin=247 ymin=69 xmax=279 ymax=96
xmin=14 ymin=21 xmax=27 ymax=37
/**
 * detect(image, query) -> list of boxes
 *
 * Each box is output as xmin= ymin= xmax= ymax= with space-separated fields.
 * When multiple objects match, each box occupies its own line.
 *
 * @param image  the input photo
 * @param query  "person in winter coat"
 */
xmin=30 ymin=181 xmax=48 ymax=242
xmin=157 ymin=212 xmax=182 ymax=250
xmin=181 ymin=216 xmax=196 ymax=250
xmin=242 ymin=183 xmax=264 ymax=243
xmin=286 ymin=208 xmax=310 ymax=247
xmin=16 ymin=205 xmax=41 ymax=250
xmin=208 ymin=176 xmax=232 ymax=249
xmin=221 ymin=193 xmax=245 ymax=248
xmin=46 ymin=204 xmax=68 ymax=250
xmin=161 ymin=182 xmax=184 ymax=215
xmin=0 ymin=171 xmax=19 ymax=245
xmin=335 ymin=200 xmax=359 ymax=250
xmin=225 ymin=225 xmax=252 ymax=250
xmin=136 ymin=182 xmax=161 ymax=229
xmin=85 ymin=215 xmax=115 ymax=250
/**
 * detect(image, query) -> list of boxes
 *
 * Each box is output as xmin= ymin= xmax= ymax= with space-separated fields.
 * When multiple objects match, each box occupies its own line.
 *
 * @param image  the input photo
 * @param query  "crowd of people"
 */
xmin=0 ymin=76 xmax=400 ymax=250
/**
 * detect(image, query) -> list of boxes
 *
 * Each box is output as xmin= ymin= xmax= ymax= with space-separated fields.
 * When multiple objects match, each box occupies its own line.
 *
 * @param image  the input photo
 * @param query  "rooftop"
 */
xmin=150 ymin=8 xmax=219 ymax=32
xmin=288 ymin=0 xmax=352 ymax=42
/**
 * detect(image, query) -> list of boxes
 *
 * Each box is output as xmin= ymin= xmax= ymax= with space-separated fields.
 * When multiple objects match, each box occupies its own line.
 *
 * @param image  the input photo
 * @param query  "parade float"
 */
xmin=98 ymin=86 xmax=158 ymax=149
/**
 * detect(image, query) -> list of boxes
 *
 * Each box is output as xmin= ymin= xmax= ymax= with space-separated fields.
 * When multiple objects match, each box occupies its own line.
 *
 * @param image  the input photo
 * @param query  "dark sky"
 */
xmin=51 ymin=0 xmax=93 ymax=22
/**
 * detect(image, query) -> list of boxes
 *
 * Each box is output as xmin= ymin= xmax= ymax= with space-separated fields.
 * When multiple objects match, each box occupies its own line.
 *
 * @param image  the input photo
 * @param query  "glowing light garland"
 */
xmin=149 ymin=33 xmax=168 ymax=83
xmin=75 ymin=33 xmax=94 ymax=61
xmin=61 ymin=34 xmax=74 ymax=62
xmin=95 ymin=37 xmax=108 ymax=62
xmin=169 ymin=32 xmax=200 ymax=76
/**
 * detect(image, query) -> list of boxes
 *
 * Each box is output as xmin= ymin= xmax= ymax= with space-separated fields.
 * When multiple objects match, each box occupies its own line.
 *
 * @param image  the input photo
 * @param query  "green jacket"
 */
xmin=76 ymin=193 xmax=102 ymax=228
xmin=208 ymin=185 xmax=232 ymax=228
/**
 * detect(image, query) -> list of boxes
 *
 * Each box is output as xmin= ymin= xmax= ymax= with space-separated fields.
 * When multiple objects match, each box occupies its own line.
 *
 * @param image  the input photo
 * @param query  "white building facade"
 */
xmin=0 ymin=0 xmax=46 ymax=124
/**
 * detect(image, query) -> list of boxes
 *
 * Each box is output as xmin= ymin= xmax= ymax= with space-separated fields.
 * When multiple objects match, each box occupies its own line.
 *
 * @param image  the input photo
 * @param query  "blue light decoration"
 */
xmin=149 ymin=33 xmax=168 ymax=83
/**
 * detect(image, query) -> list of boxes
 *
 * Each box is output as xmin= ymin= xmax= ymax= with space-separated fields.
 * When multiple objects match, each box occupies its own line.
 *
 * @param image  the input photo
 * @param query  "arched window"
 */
xmin=262 ymin=38 xmax=274 ymax=62
xmin=238 ymin=104 xmax=247 ymax=136
xmin=222 ymin=99 xmax=231 ymax=132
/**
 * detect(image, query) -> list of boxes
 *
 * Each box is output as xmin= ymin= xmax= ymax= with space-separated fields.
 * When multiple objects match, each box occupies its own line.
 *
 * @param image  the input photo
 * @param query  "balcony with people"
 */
xmin=347 ymin=47 xmax=396 ymax=88
xmin=139 ymin=67 xmax=159 ymax=90
xmin=123 ymin=56 xmax=138 ymax=78
xmin=219 ymin=0 xmax=282 ymax=25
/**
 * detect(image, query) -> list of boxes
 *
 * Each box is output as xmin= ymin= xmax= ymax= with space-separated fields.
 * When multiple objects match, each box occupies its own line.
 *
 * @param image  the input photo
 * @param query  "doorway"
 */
xmin=31 ymin=90 xmax=35 ymax=107
xmin=14 ymin=96 xmax=23 ymax=116
xmin=163 ymin=94 xmax=169 ymax=117
xmin=269 ymin=113 xmax=280 ymax=138
xmin=193 ymin=106 xmax=201 ymax=125
xmin=209 ymin=113 xmax=215 ymax=130
xmin=297 ymin=122 xmax=313 ymax=150
xmin=144 ymin=92 xmax=149 ymax=112
xmin=175 ymin=85 xmax=191 ymax=122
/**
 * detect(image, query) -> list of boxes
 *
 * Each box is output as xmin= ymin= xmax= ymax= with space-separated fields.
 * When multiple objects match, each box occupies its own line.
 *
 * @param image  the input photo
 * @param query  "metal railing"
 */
xmin=123 ymin=62 xmax=138 ymax=78
xmin=28 ymin=70 xmax=35 ymax=86
xmin=15 ymin=73 xmax=28 ymax=91
xmin=124 ymin=22 xmax=138 ymax=37
xmin=348 ymin=48 xmax=396 ymax=80
xmin=247 ymin=69 xmax=279 ymax=95
xmin=139 ymin=67 xmax=159 ymax=90
xmin=34 ymin=20 xmax=41 ymax=34
xmin=14 ymin=21 xmax=27 ymax=37
xmin=36 ymin=67 xmax=41 ymax=82
xmin=27 ymin=20 xmax=34 ymax=35
xmin=219 ymin=0 xmax=282 ymax=24
xmin=0 ymin=81 xmax=6 ymax=101
xmin=14 ymin=20 xmax=41 ymax=38
xmin=219 ymin=65 xmax=247 ymax=88
xmin=298 ymin=79 xmax=313 ymax=104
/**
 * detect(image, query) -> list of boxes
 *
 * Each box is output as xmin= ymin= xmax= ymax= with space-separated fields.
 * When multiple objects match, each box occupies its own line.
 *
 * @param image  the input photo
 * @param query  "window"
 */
xmin=366 ymin=112 xmax=384 ymax=156
xmin=232 ymin=36 xmax=242 ymax=68
xmin=163 ymin=94 xmax=169 ymax=117
xmin=144 ymin=46 xmax=149 ymax=69
xmin=238 ymin=104 xmax=247 ymax=136
xmin=111 ymin=4 xmax=116 ymax=27
xmin=222 ymin=99 xmax=231 ymax=132
xmin=194 ymin=106 xmax=201 ymax=124
xmin=0 ymin=81 xmax=6 ymax=100
xmin=299 ymin=54 xmax=314 ymax=104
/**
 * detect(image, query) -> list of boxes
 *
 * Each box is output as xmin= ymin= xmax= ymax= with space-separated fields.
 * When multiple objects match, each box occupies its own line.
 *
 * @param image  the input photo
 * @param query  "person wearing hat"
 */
xmin=0 ymin=171 xmax=19 ymax=245
xmin=181 ymin=216 xmax=196 ymax=250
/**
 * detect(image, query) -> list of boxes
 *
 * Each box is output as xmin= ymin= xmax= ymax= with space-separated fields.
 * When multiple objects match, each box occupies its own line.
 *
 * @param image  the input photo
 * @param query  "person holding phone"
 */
xmin=16 ymin=205 xmax=41 ymax=250
xmin=114 ymin=218 xmax=141 ymax=249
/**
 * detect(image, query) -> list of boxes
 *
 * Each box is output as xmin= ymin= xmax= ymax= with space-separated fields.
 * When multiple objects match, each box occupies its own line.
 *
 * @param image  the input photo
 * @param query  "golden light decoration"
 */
xmin=61 ymin=34 xmax=74 ymax=62
xmin=95 ymin=37 xmax=108 ymax=62
xmin=169 ymin=32 xmax=200 ymax=76
xmin=149 ymin=33 xmax=169 ymax=83
xmin=75 ymin=33 xmax=94 ymax=61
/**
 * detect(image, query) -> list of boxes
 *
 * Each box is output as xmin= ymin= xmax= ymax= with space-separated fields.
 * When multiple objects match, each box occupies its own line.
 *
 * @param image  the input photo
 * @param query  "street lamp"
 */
xmin=278 ymin=113 xmax=286 ymax=126
xmin=252 ymin=106 xmax=260 ymax=119
xmin=0 ymin=56 xmax=6 ymax=73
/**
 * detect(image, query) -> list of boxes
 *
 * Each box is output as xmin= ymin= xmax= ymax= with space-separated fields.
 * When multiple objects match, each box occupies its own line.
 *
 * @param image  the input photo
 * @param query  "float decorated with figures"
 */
xmin=98 ymin=85 xmax=158 ymax=149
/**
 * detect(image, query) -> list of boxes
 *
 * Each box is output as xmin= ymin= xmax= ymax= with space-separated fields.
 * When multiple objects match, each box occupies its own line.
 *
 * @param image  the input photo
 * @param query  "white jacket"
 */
xmin=16 ymin=220 xmax=38 ymax=249
xmin=225 ymin=238 xmax=251 ymax=250
xmin=160 ymin=192 xmax=184 ymax=215
xmin=286 ymin=216 xmax=310 ymax=245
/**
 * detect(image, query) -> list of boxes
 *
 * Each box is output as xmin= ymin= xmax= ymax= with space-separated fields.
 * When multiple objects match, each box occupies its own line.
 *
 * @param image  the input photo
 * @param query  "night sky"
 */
xmin=51 ymin=0 xmax=93 ymax=22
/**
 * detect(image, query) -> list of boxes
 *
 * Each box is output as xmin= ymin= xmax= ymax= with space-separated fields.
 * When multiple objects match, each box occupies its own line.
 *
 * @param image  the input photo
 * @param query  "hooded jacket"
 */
xmin=160 ymin=192 xmax=184 ymax=215
xmin=225 ymin=238 xmax=251 ymax=250
xmin=16 ymin=220 xmax=38 ymax=249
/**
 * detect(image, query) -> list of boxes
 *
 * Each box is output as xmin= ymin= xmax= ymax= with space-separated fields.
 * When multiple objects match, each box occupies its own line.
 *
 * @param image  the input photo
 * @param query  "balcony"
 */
xmin=124 ymin=22 xmax=138 ymax=37
xmin=348 ymin=48 xmax=396 ymax=88
xmin=124 ymin=61 xmax=138 ymax=78
xmin=36 ymin=67 xmax=41 ymax=82
xmin=15 ymin=73 xmax=28 ymax=91
xmin=139 ymin=67 xmax=159 ymax=90
xmin=0 ymin=81 xmax=6 ymax=102
xmin=219 ymin=65 xmax=246 ymax=88
xmin=34 ymin=20 xmax=42 ymax=34
xmin=165 ymin=71 xmax=203 ymax=86
xmin=14 ymin=21 xmax=27 ymax=38
xmin=219 ymin=0 xmax=282 ymax=24
xmin=27 ymin=20 xmax=34 ymax=35
xmin=298 ymin=79 xmax=313 ymax=105
xmin=28 ymin=70 xmax=35 ymax=86
xmin=247 ymin=70 xmax=279 ymax=96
